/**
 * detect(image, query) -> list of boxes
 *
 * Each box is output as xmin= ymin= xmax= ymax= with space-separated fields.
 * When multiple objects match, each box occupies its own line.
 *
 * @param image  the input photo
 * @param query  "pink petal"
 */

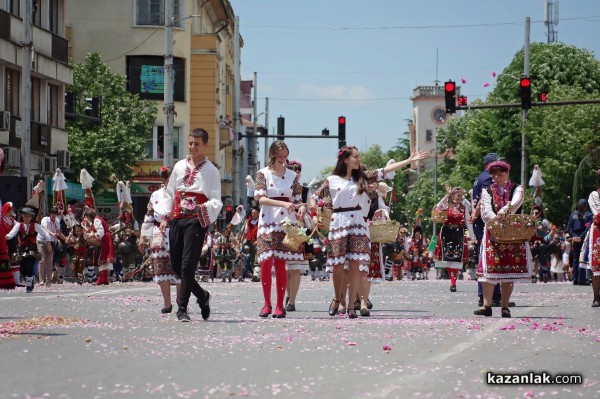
xmin=461 ymin=78 xmax=467 ymax=84
xmin=491 ymin=72 xmax=497 ymax=77
xmin=483 ymin=83 xmax=490 ymax=87
xmin=383 ymin=345 xmax=392 ymax=351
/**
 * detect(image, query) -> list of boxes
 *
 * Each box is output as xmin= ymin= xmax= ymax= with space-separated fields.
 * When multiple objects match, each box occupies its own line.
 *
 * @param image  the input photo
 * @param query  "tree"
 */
xmin=437 ymin=42 xmax=600 ymax=224
xmin=67 ymin=53 xmax=157 ymax=187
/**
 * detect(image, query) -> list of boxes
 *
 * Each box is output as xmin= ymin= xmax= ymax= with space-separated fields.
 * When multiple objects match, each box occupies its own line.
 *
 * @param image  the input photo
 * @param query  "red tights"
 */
xmin=260 ymin=258 xmax=287 ymax=309
xmin=448 ymin=268 xmax=458 ymax=286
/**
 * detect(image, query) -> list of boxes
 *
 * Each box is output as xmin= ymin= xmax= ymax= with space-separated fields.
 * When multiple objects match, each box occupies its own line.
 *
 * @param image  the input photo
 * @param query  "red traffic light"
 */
xmin=338 ymin=116 xmax=346 ymax=125
xmin=225 ymin=205 xmax=233 ymax=213
xmin=520 ymin=78 xmax=531 ymax=88
xmin=444 ymin=81 xmax=455 ymax=92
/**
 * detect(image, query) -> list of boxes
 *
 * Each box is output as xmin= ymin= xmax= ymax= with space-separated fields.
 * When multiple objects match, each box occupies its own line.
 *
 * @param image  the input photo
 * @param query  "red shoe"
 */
xmin=272 ymin=307 xmax=286 ymax=319
xmin=259 ymin=305 xmax=272 ymax=318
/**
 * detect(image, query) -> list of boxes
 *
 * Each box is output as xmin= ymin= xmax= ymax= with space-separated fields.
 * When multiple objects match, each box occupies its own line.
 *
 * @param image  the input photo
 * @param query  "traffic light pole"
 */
xmin=239 ymin=134 xmax=340 ymax=140
xmin=456 ymin=98 xmax=600 ymax=111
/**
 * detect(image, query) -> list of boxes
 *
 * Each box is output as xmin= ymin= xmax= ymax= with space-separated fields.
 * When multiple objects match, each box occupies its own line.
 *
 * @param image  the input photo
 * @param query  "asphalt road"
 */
xmin=1 ymin=276 xmax=598 ymax=399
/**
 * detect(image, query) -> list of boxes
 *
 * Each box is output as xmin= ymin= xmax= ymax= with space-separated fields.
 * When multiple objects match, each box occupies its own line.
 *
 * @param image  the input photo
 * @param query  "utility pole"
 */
xmin=21 ymin=0 xmax=33 ymax=191
xmin=163 ymin=0 xmax=175 ymax=167
xmin=433 ymin=128 xmax=438 ymax=238
xmin=264 ymin=97 xmax=269 ymax=167
xmin=250 ymin=71 xmax=258 ymax=179
xmin=232 ymin=16 xmax=241 ymax=206
xmin=521 ymin=17 xmax=530 ymax=189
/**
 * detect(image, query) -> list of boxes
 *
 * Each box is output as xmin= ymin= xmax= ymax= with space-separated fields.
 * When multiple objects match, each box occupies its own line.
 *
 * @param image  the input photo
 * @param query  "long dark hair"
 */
xmin=332 ymin=146 xmax=368 ymax=194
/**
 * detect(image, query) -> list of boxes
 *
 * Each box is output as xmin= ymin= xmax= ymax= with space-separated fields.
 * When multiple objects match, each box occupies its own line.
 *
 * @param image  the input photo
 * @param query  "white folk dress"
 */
xmin=312 ymin=169 xmax=384 ymax=268
xmin=255 ymin=167 xmax=304 ymax=263
xmin=143 ymin=186 xmax=180 ymax=284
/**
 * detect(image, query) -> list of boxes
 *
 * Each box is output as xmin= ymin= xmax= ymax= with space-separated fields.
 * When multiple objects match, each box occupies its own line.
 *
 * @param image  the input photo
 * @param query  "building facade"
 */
xmin=0 ymin=0 xmax=73 ymax=184
xmin=66 ymin=0 xmax=240 ymax=223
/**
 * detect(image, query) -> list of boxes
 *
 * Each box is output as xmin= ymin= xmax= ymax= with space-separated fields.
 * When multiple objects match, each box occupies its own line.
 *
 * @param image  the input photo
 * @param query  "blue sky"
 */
xmin=229 ymin=0 xmax=600 ymax=182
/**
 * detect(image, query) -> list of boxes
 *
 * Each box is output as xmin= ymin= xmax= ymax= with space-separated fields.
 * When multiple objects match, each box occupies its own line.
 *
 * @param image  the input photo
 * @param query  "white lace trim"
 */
xmin=258 ymin=250 xmax=304 ymax=263
xmin=154 ymin=275 xmax=180 ymax=284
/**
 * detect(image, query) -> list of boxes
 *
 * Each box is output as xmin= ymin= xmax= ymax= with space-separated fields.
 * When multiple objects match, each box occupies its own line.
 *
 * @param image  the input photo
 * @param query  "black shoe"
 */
xmin=328 ymin=299 xmax=340 ymax=316
xmin=348 ymin=309 xmax=358 ymax=319
xmin=450 ymin=285 xmax=456 ymax=292
xmin=501 ymin=307 xmax=511 ymax=318
xmin=177 ymin=308 xmax=191 ymax=322
xmin=272 ymin=307 xmax=286 ymax=319
xmin=353 ymin=300 xmax=360 ymax=311
xmin=285 ymin=303 xmax=296 ymax=312
xmin=592 ymin=300 xmax=600 ymax=308
xmin=478 ymin=297 xmax=483 ymax=307
xmin=359 ymin=308 xmax=370 ymax=317
xmin=161 ymin=305 xmax=173 ymax=314
xmin=366 ymin=299 xmax=373 ymax=310
xmin=259 ymin=305 xmax=272 ymax=317
xmin=197 ymin=291 xmax=211 ymax=320
xmin=474 ymin=306 xmax=492 ymax=317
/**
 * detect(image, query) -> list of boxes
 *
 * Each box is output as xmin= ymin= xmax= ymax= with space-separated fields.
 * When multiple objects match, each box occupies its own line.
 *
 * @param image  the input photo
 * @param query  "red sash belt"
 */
xmin=173 ymin=191 xmax=208 ymax=219
xmin=269 ymin=196 xmax=290 ymax=202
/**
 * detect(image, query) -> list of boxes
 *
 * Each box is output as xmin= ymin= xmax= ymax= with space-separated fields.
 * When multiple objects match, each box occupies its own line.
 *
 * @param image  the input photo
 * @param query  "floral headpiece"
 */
xmin=288 ymin=160 xmax=303 ymax=170
xmin=337 ymin=145 xmax=357 ymax=159
xmin=160 ymin=166 xmax=168 ymax=173
xmin=486 ymin=160 xmax=511 ymax=172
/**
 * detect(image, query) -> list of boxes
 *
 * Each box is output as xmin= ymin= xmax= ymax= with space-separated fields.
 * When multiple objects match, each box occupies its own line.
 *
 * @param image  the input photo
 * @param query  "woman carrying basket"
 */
xmin=310 ymin=146 xmax=428 ymax=319
xmin=475 ymin=160 xmax=531 ymax=318
xmin=433 ymin=184 xmax=474 ymax=292
xmin=255 ymin=141 xmax=305 ymax=319
xmin=580 ymin=169 xmax=600 ymax=307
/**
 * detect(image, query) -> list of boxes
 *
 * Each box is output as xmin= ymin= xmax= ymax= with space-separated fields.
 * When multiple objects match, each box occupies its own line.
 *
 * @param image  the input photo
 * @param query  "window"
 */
xmin=145 ymin=125 xmax=180 ymax=160
xmin=425 ymin=129 xmax=433 ymax=142
xmin=136 ymin=0 xmax=181 ymax=27
xmin=31 ymin=77 xmax=41 ymax=122
xmin=7 ymin=0 xmax=20 ymax=16
xmin=4 ymin=68 xmax=20 ymax=116
xmin=32 ymin=0 xmax=42 ymax=27
xmin=49 ymin=0 xmax=60 ymax=35
xmin=47 ymin=84 xmax=60 ymax=127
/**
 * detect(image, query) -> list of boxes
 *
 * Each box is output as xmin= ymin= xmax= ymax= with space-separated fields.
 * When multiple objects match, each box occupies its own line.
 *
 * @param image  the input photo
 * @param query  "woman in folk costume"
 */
xmin=310 ymin=146 xmax=429 ymax=319
xmin=140 ymin=167 xmax=181 ymax=313
xmin=2 ymin=202 xmax=23 ymax=286
xmin=254 ymin=141 xmax=305 ymax=319
xmin=80 ymin=169 xmax=115 ymax=285
xmin=474 ymin=160 xmax=531 ymax=318
xmin=580 ymin=169 xmax=600 ymax=307
xmin=5 ymin=206 xmax=52 ymax=292
xmin=433 ymin=184 xmax=474 ymax=292
xmin=66 ymin=224 xmax=87 ymax=284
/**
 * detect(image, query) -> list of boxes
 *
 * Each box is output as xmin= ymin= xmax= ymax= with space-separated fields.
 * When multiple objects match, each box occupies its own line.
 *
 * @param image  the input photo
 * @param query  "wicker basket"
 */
xmin=431 ymin=209 xmax=448 ymax=224
xmin=487 ymin=214 xmax=535 ymax=244
xmin=317 ymin=207 xmax=333 ymax=231
xmin=369 ymin=220 xmax=400 ymax=244
xmin=283 ymin=222 xmax=309 ymax=251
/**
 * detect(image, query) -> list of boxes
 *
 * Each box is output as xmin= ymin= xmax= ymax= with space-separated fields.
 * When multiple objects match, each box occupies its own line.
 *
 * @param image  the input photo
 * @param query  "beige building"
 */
xmin=408 ymin=85 xmax=457 ymax=180
xmin=0 ymin=1 xmax=73 ymax=181
xmin=66 ymin=0 xmax=240 ymax=219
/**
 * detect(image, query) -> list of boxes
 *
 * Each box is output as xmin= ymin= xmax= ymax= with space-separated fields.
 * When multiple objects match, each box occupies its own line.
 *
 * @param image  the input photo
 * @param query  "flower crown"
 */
xmin=160 ymin=166 xmax=168 ymax=173
xmin=337 ymin=145 xmax=357 ymax=159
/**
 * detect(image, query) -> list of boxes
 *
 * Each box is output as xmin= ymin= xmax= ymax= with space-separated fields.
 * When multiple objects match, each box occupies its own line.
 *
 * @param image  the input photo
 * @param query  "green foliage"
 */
xmin=67 ymin=53 xmax=157 ymax=188
xmin=440 ymin=42 xmax=600 ymax=225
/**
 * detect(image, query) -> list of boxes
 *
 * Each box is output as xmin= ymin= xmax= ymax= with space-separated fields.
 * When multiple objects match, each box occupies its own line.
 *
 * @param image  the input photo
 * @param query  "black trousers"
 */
xmin=169 ymin=217 xmax=208 ymax=309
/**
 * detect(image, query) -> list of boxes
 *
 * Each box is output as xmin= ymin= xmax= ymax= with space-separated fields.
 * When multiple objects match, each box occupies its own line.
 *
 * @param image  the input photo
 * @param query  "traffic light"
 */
xmin=444 ymin=81 xmax=456 ymax=114
xmin=338 ymin=116 xmax=346 ymax=149
xmin=277 ymin=116 xmax=285 ymax=140
xmin=322 ymin=128 xmax=329 ymax=136
xmin=520 ymin=77 xmax=532 ymax=109
xmin=84 ymin=97 xmax=100 ymax=118
xmin=538 ymin=91 xmax=548 ymax=102
xmin=225 ymin=205 xmax=234 ymax=224
xmin=457 ymin=95 xmax=468 ymax=107
xmin=257 ymin=126 xmax=268 ymax=136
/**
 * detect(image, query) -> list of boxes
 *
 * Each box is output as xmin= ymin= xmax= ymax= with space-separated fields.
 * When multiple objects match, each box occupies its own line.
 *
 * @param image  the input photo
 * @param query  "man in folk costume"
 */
xmin=2 ymin=201 xmax=24 ymax=286
xmin=80 ymin=169 xmax=115 ymax=285
xmin=5 ymin=206 xmax=52 ymax=292
xmin=0 ymin=200 xmax=16 ymax=289
xmin=159 ymin=128 xmax=222 ymax=322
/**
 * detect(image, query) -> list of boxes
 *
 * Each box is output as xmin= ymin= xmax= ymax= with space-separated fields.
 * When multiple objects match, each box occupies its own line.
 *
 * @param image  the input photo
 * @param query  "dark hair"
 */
xmin=332 ymin=146 xmax=368 ymax=194
xmin=190 ymin=128 xmax=209 ymax=144
xmin=160 ymin=167 xmax=171 ymax=180
xmin=268 ymin=141 xmax=289 ymax=167
xmin=49 ymin=207 xmax=59 ymax=214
